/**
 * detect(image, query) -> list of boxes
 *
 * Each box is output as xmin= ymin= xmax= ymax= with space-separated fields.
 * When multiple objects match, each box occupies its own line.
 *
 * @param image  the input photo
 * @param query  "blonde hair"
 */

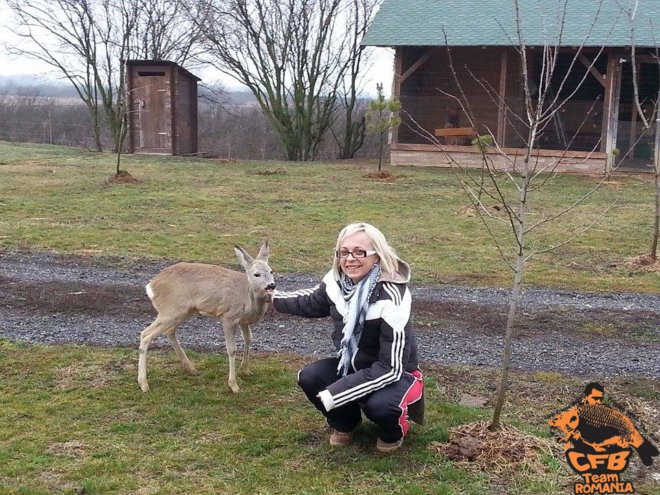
xmin=332 ymin=222 xmax=403 ymax=279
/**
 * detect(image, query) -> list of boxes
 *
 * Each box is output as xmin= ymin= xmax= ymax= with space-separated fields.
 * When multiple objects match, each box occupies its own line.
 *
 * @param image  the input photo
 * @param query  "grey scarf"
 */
xmin=336 ymin=263 xmax=381 ymax=376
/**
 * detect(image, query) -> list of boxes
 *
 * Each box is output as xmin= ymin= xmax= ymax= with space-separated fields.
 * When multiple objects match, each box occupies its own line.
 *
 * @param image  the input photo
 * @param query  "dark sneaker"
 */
xmin=376 ymin=437 xmax=403 ymax=453
xmin=329 ymin=430 xmax=353 ymax=446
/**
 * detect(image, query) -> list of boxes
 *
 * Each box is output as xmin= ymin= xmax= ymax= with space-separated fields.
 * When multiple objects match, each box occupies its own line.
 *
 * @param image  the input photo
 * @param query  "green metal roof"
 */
xmin=363 ymin=0 xmax=660 ymax=47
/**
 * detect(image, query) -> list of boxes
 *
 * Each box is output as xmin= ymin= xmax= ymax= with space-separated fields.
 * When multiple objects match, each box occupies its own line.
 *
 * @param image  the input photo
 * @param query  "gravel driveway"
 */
xmin=1 ymin=250 xmax=658 ymax=378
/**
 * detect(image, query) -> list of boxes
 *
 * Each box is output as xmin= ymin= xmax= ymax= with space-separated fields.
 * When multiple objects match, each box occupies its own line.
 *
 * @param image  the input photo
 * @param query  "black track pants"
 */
xmin=297 ymin=357 xmax=423 ymax=443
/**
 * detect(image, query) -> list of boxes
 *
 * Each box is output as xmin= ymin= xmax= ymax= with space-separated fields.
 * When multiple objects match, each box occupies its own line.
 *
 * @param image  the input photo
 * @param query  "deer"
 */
xmin=137 ymin=241 xmax=275 ymax=393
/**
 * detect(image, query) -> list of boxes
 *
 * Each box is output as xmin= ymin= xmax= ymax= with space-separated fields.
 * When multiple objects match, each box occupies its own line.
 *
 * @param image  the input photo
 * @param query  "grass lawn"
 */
xmin=0 ymin=142 xmax=658 ymax=494
xmin=0 ymin=342 xmax=493 ymax=495
xmin=0 ymin=141 xmax=657 ymax=292
xmin=1 ymin=342 xmax=658 ymax=495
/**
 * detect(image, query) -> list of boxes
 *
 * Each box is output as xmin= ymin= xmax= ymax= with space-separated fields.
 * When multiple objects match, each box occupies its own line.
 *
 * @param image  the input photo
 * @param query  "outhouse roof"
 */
xmin=125 ymin=60 xmax=201 ymax=82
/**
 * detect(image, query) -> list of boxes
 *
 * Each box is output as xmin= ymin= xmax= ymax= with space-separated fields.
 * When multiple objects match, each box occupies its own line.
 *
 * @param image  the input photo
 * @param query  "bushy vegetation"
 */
xmin=0 ymin=89 xmax=384 ymax=161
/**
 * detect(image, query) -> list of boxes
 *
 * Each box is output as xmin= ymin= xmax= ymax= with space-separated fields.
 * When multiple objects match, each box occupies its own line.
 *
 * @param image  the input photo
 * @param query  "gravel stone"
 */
xmin=1 ymin=250 xmax=658 ymax=379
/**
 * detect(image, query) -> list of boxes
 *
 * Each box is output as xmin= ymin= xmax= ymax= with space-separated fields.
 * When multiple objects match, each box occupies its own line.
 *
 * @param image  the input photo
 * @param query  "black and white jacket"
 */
xmin=272 ymin=261 xmax=419 ymax=411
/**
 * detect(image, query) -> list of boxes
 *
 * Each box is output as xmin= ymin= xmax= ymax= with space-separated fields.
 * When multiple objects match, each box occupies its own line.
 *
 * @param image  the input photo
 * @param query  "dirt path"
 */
xmin=1 ymin=250 xmax=658 ymax=378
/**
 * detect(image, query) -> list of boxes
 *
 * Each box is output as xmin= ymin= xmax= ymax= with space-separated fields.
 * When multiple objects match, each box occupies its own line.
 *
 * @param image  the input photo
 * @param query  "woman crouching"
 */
xmin=273 ymin=222 xmax=424 ymax=453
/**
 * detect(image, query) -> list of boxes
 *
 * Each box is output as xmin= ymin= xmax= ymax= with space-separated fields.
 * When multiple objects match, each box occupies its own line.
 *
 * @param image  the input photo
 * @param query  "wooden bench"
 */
xmin=434 ymin=126 xmax=476 ymax=146
xmin=434 ymin=126 xmax=476 ymax=138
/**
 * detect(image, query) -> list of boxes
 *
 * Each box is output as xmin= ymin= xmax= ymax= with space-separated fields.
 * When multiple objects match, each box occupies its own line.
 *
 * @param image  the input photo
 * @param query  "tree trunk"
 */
xmin=88 ymin=103 xmax=103 ymax=152
xmin=338 ymin=106 xmax=366 ymax=159
xmin=651 ymin=119 xmax=659 ymax=260
xmin=491 ymin=122 xmax=532 ymax=430
xmin=378 ymin=131 xmax=384 ymax=172
xmin=490 ymin=251 xmax=524 ymax=430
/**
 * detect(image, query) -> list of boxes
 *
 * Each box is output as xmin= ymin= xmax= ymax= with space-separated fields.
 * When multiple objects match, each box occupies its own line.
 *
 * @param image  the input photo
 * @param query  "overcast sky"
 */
xmin=0 ymin=3 xmax=394 ymax=96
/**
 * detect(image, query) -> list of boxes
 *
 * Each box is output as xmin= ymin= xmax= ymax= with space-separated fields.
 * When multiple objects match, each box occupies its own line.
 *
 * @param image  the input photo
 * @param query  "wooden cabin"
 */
xmin=126 ymin=60 xmax=200 ymax=155
xmin=363 ymin=0 xmax=660 ymax=174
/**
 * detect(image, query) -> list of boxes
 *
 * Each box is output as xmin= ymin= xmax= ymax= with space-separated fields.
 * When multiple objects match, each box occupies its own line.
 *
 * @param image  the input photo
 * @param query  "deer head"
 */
xmin=234 ymin=241 xmax=276 ymax=297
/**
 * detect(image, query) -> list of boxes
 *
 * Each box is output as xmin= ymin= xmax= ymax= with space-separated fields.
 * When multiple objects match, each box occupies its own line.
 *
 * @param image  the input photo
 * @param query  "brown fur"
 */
xmin=137 ymin=242 xmax=275 ymax=393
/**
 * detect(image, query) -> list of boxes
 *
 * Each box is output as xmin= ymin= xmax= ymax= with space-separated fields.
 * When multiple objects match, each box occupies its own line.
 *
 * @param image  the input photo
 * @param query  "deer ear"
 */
xmin=234 ymin=245 xmax=253 ymax=269
xmin=257 ymin=240 xmax=270 ymax=261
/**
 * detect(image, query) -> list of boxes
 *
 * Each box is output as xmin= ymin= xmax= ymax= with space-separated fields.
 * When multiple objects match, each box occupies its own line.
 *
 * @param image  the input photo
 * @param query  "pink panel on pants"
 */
xmin=397 ymin=369 xmax=424 ymax=437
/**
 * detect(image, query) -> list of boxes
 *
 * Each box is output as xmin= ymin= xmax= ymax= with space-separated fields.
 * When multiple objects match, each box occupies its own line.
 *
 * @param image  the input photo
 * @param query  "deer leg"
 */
xmin=138 ymin=314 xmax=188 ymax=392
xmin=223 ymin=322 xmax=240 ymax=393
xmin=239 ymin=323 xmax=252 ymax=375
xmin=138 ymin=317 xmax=167 ymax=392
xmin=165 ymin=327 xmax=197 ymax=375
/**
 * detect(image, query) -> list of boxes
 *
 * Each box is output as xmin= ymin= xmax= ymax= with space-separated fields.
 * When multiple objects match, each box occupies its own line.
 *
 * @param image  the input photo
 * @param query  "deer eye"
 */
xmin=254 ymin=273 xmax=261 ymax=277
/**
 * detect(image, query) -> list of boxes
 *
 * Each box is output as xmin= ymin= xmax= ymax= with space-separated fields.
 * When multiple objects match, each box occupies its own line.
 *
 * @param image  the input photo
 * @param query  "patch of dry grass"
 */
xmin=429 ymin=420 xmax=554 ymax=475
xmin=45 ymin=440 xmax=89 ymax=458
xmin=621 ymin=254 xmax=660 ymax=272
xmin=55 ymin=357 xmax=133 ymax=390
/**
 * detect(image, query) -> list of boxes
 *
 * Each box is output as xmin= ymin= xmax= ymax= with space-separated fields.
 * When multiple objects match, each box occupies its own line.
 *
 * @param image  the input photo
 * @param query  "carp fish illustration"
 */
xmin=548 ymin=383 xmax=658 ymax=467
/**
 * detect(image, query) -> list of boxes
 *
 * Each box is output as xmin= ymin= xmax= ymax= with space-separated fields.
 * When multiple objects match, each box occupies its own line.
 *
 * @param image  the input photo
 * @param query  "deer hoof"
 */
xmin=140 ymin=382 xmax=150 ymax=393
xmin=181 ymin=360 xmax=197 ymax=374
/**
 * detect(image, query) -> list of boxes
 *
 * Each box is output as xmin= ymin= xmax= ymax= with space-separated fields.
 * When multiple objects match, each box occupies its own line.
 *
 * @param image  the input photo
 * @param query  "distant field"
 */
xmin=0 ymin=141 xmax=657 ymax=292
xmin=0 ymin=95 xmax=84 ymax=106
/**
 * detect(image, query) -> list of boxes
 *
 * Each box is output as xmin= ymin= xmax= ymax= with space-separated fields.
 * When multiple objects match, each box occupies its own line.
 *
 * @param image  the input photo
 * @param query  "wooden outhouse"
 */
xmin=363 ymin=0 xmax=660 ymax=174
xmin=126 ymin=60 xmax=200 ymax=155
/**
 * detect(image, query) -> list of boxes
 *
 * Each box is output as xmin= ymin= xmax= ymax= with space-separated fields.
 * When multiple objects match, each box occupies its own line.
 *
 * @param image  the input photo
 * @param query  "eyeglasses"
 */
xmin=336 ymin=249 xmax=377 ymax=258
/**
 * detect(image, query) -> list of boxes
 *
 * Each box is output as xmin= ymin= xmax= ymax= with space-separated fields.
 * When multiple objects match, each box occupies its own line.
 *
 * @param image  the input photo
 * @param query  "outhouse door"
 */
xmin=134 ymin=70 xmax=172 ymax=152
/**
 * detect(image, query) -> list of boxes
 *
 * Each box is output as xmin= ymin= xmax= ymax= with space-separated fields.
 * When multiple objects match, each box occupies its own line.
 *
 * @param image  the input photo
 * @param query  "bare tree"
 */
xmin=331 ymin=0 xmax=380 ymax=159
xmin=5 ymin=0 xmax=105 ymax=150
xmin=405 ymin=0 xmax=629 ymax=430
xmin=4 ymin=0 xmax=203 ymax=152
xmin=129 ymin=0 xmax=205 ymax=65
xmin=621 ymin=0 xmax=660 ymax=261
xmin=193 ymin=0 xmax=375 ymax=161
xmin=97 ymin=1 xmax=136 ymax=152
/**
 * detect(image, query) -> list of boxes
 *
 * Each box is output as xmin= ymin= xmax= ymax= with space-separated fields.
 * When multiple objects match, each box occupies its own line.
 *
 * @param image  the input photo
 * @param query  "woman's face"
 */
xmin=338 ymin=231 xmax=379 ymax=282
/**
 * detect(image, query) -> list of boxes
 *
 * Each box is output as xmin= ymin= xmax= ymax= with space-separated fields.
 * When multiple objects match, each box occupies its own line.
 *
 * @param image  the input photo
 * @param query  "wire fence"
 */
xmin=0 ymin=96 xmax=101 ymax=149
xmin=0 ymin=93 xmax=385 ymax=162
